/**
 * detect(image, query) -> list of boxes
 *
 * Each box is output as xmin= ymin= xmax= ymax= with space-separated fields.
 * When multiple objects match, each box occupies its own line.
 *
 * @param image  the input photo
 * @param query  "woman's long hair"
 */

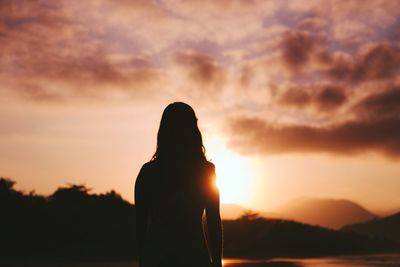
xmin=152 ymin=102 xmax=207 ymax=164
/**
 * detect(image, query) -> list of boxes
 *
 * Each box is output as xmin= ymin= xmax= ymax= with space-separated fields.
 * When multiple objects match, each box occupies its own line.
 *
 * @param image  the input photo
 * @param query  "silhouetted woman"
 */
xmin=135 ymin=102 xmax=223 ymax=267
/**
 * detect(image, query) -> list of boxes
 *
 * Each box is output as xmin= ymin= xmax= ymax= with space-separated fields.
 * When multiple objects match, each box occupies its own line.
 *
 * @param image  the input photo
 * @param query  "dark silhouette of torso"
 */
xmin=135 ymin=159 xmax=218 ymax=267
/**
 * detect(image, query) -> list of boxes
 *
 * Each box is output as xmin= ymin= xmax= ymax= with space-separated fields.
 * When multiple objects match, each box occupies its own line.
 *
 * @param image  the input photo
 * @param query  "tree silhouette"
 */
xmin=0 ymin=177 xmax=16 ymax=192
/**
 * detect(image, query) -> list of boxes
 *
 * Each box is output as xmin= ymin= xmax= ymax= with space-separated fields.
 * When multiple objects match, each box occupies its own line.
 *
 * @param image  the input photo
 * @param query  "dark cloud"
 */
xmin=281 ymin=31 xmax=319 ymax=72
xmin=279 ymin=88 xmax=311 ymax=108
xmin=354 ymin=87 xmax=400 ymax=119
xmin=323 ymin=43 xmax=400 ymax=81
xmin=228 ymin=116 xmax=400 ymax=158
xmin=174 ymin=51 xmax=225 ymax=91
xmin=352 ymin=43 xmax=400 ymax=81
xmin=229 ymin=82 xmax=400 ymax=158
xmin=279 ymin=28 xmax=400 ymax=83
xmin=322 ymin=53 xmax=353 ymax=80
xmin=315 ymin=86 xmax=347 ymax=112
xmin=278 ymin=85 xmax=347 ymax=112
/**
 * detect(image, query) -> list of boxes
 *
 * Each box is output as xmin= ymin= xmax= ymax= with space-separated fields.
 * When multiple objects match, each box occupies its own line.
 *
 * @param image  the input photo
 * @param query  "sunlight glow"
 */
xmin=205 ymin=136 xmax=254 ymax=205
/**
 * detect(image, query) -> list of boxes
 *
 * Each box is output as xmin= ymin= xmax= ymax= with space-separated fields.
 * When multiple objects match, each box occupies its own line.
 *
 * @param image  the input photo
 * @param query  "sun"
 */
xmin=205 ymin=136 xmax=253 ymax=205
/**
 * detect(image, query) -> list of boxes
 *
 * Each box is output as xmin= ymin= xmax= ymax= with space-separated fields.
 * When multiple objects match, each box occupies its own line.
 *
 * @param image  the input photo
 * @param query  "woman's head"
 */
xmin=152 ymin=102 xmax=206 ymax=162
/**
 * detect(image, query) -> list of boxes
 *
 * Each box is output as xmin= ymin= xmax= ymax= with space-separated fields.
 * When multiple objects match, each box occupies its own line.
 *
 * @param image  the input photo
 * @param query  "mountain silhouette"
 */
xmin=223 ymin=214 xmax=397 ymax=258
xmin=277 ymin=197 xmax=376 ymax=229
xmin=342 ymin=212 xmax=400 ymax=243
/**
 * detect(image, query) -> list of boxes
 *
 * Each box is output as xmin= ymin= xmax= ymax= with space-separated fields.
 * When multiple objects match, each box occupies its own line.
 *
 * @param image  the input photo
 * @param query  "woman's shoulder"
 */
xmin=204 ymin=160 xmax=215 ymax=171
xmin=141 ymin=160 xmax=159 ymax=171
xmin=136 ymin=161 xmax=159 ymax=184
xmin=200 ymin=160 xmax=216 ymax=179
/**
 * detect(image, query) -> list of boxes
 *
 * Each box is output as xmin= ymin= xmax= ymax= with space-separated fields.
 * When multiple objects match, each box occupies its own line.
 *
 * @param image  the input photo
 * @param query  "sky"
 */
xmin=1 ymin=0 xmax=400 ymax=213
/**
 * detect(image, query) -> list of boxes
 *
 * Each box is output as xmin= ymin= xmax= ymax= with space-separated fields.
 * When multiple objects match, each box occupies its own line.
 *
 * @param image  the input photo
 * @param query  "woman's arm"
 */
xmin=205 ymin=164 xmax=223 ymax=267
xmin=134 ymin=165 xmax=148 ymax=263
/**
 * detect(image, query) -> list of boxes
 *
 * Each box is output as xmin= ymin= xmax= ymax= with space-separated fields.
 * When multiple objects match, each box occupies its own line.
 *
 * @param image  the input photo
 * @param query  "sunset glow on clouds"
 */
xmin=1 ymin=0 xmax=400 ymax=211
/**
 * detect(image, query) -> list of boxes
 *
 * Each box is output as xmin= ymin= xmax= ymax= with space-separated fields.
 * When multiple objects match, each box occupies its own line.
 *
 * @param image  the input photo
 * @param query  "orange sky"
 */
xmin=1 ymin=0 xmax=400 ymax=213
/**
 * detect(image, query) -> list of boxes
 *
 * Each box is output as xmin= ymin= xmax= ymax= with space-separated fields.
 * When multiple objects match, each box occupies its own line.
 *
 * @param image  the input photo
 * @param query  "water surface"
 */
xmin=223 ymin=254 xmax=400 ymax=267
xmin=2 ymin=254 xmax=399 ymax=267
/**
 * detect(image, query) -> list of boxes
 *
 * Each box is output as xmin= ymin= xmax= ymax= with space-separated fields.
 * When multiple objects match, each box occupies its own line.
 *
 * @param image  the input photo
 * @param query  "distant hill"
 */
xmin=277 ymin=197 xmax=376 ymax=229
xmin=224 ymin=214 xmax=397 ymax=258
xmin=342 ymin=212 xmax=400 ymax=243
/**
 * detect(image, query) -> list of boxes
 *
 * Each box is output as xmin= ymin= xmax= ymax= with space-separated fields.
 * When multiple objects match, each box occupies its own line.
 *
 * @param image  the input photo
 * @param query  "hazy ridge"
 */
xmin=222 ymin=197 xmax=378 ymax=229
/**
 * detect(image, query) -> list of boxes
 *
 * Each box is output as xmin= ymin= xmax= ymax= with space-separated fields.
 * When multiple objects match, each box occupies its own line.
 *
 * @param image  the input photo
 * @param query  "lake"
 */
xmin=2 ymin=254 xmax=399 ymax=267
xmin=223 ymin=254 xmax=400 ymax=267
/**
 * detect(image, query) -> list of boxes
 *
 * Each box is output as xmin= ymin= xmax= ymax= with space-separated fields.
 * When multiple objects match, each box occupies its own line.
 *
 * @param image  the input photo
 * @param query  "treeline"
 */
xmin=0 ymin=178 xmax=398 ymax=262
xmin=0 ymin=178 xmax=136 ymax=261
xmin=223 ymin=213 xmax=398 ymax=258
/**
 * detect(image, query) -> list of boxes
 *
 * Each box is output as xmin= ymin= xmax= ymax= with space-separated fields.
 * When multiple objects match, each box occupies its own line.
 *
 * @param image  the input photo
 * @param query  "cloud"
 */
xmin=322 ymin=43 xmax=400 ymax=82
xmin=278 ymin=88 xmax=311 ymax=108
xmin=314 ymin=86 xmax=347 ymax=112
xmin=278 ymin=84 xmax=347 ymax=113
xmin=164 ymin=0 xmax=277 ymax=44
xmin=288 ymin=0 xmax=400 ymax=44
xmin=352 ymin=43 xmax=400 ymax=81
xmin=2 ymin=49 xmax=161 ymax=101
xmin=174 ymin=51 xmax=225 ymax=92
xmin=227 ymin=80 xmax=400 ymax=159
xmin=354 ymin=87 xmax=400 ymax=119
xmin=281 ymin=31 xmax=319 ymax=72
xmin=227 ymin=115 xmax=400 ymax=159
xmin=279 ymin=29 xmax=400 ymax=83
xmin=321 ymin=52 xmax=354 ymax=80
xmin=0 ymin=0 xmax=162 ymax=101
